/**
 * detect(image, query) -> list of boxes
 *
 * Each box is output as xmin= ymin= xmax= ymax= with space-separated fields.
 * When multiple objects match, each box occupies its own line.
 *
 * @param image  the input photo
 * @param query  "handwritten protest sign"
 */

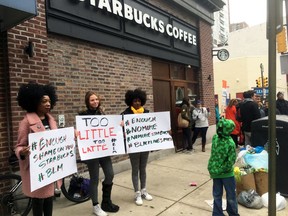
xmin=76 ymin=115 xmax=125 ymax=160
xmin=124 ymin=111 xmax=174 ymax=153
xmin=29 ymin=127 xmax=77 ymax=192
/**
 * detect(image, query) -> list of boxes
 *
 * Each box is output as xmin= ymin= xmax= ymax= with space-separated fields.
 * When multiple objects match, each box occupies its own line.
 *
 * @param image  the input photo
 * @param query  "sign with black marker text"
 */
xmin=76 ymin=115 xmax=125 ymax=160
xmin=29 ymin=127 xmax=77 ymax=192
xmin=124 ymin=111 xmax=174 ymax=153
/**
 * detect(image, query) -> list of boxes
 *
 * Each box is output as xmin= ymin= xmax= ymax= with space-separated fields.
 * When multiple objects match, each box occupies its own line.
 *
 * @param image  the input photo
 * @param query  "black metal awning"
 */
xmin=0 ymin=0 xmax=37 ymax=32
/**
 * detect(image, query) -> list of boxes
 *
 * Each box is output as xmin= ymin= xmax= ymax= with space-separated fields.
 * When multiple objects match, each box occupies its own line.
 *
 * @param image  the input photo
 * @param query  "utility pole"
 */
xmin=267 ymin=0 xmax=283 ymax=215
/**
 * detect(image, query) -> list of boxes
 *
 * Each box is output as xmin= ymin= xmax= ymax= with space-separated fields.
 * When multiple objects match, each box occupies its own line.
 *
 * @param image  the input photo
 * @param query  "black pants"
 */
xmin=182 ymin=127 xmax=192 ymax=150
xmin=32 ymin=196 xmax=53 ymax=216
xmin=191 ymin=127 xmax=208 ymax=145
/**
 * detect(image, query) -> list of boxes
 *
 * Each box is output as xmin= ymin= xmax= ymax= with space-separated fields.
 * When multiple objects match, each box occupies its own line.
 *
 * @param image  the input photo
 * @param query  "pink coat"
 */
xmin=15 ymin=113 xmax=62 ymax=198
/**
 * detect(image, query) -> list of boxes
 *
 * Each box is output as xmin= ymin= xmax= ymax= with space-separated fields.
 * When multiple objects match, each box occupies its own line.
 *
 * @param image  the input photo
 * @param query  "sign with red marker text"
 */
xmin=76 ymin=115 xmax=125 ymax=160
xmin=124 ymin=111 xmax=174 ymax=153
xmin=29 ymin=127 xmax=77 ymax=192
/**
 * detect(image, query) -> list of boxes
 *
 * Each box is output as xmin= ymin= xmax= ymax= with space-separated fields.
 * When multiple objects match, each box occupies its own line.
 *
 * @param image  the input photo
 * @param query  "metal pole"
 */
xmin=260 ymin=63 xmax=265 ymax=100
xmin=267 ymin=0 xmax=280 ymax=215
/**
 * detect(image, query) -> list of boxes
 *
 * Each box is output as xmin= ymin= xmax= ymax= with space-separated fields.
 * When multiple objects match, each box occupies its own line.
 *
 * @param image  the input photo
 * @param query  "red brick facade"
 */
xmin=0 ymin=0 xmax=215 ymax=175
xmin=199 ymin=20 xmax=216 ymax=125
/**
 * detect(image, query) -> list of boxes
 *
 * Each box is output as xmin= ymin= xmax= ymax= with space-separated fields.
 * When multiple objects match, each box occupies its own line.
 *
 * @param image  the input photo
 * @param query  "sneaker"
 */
xmin=54 ymin=188 xmax=61 ymax=197
xmin=141 ymin=188 xmax=153 ymax=201
xmin=93 ymin=204 xmax=108 ymax=216
xmin=135 ymin=191 xmax=143 ymax=206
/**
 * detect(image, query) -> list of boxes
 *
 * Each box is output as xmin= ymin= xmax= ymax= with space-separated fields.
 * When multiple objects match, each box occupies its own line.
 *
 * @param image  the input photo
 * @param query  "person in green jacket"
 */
xmin=208 ymin=118 xmax=239 ymax=216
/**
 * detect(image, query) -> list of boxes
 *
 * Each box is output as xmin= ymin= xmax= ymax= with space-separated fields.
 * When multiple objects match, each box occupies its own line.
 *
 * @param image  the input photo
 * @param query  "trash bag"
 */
xmin=243 ymin=150 xmax=268 ymax=170
xmin=237 ymin=189 xmax=263 ymax=209
xmin=261 ymin=192 xmax=287 ymax=211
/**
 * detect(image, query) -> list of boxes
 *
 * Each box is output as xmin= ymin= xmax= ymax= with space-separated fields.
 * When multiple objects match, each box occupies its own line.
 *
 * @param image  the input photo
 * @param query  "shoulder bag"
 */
xmin=178 ymin=113 xmax=189 ymax=128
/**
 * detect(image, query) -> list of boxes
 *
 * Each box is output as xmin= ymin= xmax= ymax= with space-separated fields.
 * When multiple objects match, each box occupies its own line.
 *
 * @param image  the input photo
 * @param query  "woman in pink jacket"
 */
xmin=15 ymin=82 xmax=61 ymax=216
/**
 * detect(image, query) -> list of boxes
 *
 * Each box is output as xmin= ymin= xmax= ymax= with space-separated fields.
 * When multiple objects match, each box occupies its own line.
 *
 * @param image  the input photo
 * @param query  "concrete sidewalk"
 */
xmin=49 ymin=144 xmax=288 ymax=216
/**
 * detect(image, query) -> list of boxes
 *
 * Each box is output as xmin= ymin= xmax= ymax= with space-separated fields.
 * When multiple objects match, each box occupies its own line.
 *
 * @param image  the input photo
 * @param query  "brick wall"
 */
xmin=199 ymin=20 xmax=216 ymax=125
xmin=6 ymin=0 xmax=49 ymax=152
xmin=0 ymin=32 xmax=11 ymax=174
xmin=48 ymin=35 xmax=154 ymax=162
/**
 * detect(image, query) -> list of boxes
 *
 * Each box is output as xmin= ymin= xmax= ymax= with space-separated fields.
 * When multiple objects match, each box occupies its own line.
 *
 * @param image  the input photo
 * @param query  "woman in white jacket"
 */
xmin=191 ymin=100 xmax=210 ymax=152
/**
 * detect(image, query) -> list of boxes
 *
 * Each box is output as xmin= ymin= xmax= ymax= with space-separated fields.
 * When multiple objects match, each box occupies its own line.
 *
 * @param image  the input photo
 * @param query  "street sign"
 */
xmin=254 ymin=87 xmax=269 ymax=96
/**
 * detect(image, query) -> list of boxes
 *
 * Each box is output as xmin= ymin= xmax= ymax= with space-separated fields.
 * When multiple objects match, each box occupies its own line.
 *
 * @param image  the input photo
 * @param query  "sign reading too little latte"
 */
xmin=76 ymin=115 xmax=125 ymax=160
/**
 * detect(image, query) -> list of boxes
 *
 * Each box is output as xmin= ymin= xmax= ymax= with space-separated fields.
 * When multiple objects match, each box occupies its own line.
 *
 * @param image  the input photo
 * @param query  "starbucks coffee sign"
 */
xmin=76 ymin=0 xmax=197 ymax=46
xmin=46 ymin=0 xmax=200 ymax=65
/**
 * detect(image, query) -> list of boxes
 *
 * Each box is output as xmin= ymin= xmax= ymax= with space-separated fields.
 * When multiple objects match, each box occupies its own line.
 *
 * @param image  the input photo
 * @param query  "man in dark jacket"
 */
xmin=276 ymin=92 xmax=288 ymax=115
xmin=239 ymin=90 xmax=261 ymax=146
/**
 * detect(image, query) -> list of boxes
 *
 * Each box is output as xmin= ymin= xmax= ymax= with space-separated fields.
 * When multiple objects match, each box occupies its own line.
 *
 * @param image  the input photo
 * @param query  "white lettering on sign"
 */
xmin=75 ymin=0 xmax=197 ymax=46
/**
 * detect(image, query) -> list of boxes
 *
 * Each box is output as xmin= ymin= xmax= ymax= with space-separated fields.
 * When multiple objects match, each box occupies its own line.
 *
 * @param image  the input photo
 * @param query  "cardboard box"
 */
xmin=236 ymin=173 xmax=256 ymax=195
xmin=254 ymin=172 xmax=268 ymax=196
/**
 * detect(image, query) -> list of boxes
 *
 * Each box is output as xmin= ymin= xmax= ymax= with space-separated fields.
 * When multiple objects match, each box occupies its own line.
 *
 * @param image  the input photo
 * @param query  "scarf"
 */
xmin=131 ymin=106 xmax=144 ymax=114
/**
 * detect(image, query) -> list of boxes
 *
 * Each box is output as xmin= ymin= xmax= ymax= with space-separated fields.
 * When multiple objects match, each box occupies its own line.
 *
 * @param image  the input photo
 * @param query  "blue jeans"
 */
xmin=212 ymin=177 xmax=239 ymax=216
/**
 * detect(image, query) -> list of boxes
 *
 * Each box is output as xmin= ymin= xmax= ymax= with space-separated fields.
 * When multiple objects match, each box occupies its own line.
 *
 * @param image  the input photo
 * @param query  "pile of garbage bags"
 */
xmin=234 ymin=145 xmax=287 ymax=210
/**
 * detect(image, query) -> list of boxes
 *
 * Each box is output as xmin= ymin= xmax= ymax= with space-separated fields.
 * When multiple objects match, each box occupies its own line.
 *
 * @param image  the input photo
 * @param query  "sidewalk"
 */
xmin=49 ymin=144 xmax=288 ymax=216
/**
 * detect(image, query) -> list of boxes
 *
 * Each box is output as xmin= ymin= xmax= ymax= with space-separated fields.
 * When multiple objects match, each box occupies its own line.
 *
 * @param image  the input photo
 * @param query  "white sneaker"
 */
xmin=135 ymin=191 xmax=143 ymax=206
xmin=141 ymin=188 xmax=153 ymax=201
xmin=93 ymin=204 xmax=108 ymax=216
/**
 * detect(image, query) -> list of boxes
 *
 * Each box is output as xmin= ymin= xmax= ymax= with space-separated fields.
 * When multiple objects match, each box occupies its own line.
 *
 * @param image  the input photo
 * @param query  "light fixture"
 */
xmin=24 ymin=41 xmax=34 ymax=57
xmin=207 ymin=75 xmax=212 ymax=82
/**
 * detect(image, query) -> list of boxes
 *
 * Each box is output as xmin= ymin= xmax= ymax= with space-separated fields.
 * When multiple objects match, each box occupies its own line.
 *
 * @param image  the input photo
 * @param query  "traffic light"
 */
xmin=263 ymin=77 xmax=268 ymax=87
xmin=276 ymin=27 xmax=287 ymax=53
xmin=256 ymin=77 xmax=262 ymax=87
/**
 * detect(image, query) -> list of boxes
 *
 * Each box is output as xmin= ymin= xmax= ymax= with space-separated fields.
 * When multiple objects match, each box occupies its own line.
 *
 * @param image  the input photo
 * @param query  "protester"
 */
xmin=15 ymin=82 xmax=62 ymax=216
xmin=121 ymin=88 xmax=153 ymax=206
xmin=78 ymin=91 xmax=119 ymax=216
xmin=208 ymin=118 xmax=239 ymax=216
xmin=238 ymin=90 xmax=261 ymax=146
xmin=225 ymin=99 xmax=241 ymax=147
xmin=276 ymin=91 xmax=288 ymax=115
xmin=191 ymin=100 xmax=210 ymax=152
xmin=180 ymin=97 xmax=193 ymax=152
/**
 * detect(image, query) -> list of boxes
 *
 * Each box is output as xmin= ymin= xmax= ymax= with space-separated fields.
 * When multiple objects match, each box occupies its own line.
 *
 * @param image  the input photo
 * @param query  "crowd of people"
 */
xmin=14 ymin=81 xmax=288 ymax=216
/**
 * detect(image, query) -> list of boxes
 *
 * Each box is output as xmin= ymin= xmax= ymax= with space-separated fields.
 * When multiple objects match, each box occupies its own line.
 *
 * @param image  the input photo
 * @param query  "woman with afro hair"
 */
xmin=121 ymin=88 xmax=153 ymax=206
xmin=15 ymin=82 xmax=61 ymax=216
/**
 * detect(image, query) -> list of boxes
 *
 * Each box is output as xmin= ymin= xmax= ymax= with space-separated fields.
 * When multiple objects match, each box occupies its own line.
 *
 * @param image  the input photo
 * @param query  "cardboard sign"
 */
xmin=76 ymin=115 xmax=125 ymax=160
xmin=29 ymin=127 xmax=77 ymax=192
xmin=124 ymin=111 xmax=174 ymax=153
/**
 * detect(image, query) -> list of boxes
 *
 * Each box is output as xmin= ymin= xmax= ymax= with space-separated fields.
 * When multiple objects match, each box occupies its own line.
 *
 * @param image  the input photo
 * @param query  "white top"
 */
xmin=192 ymin=107 xmax=210 ymax=128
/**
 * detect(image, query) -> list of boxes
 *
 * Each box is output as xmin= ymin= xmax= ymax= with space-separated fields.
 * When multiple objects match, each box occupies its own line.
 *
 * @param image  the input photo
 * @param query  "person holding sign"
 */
xmin=121 ymin=88 xmax=153 ymax=206
xmin=15 ymin=82 xmax=61 ymax=216
xmin=79 ymin=91 xmax=119 ymax=216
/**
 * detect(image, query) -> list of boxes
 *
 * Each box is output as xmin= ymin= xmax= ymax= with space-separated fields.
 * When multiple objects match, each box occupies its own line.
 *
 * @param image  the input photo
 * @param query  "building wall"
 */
xmin=214 ymin=23 xmax=288 ymax=112
xmin=0 ymin=0 xmax=216 ymax=173
xmin=200 ymin=20 xmax=216 ymax=126
xmin=0 ymin=32 xmax=10 ymax=174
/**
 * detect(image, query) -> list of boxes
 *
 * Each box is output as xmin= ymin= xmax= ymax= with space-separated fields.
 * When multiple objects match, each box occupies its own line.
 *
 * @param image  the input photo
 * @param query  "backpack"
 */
xmin=68 ymin=175 xmax=90 ymax=197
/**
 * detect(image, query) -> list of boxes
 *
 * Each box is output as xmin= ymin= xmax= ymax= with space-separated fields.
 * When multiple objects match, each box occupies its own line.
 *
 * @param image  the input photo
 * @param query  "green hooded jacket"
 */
xmin=208 ymin=118 xmax=236 ymax=179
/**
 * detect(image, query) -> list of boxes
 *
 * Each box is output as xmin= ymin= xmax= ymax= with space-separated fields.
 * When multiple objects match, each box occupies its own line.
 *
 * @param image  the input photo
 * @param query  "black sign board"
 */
xmin=46 ymin=0 xmax=199 ymax=66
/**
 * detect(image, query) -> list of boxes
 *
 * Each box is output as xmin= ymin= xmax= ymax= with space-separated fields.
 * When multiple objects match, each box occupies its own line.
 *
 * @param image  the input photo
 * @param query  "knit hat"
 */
xmin=216 ymin=118 xmax=235 ymax=137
